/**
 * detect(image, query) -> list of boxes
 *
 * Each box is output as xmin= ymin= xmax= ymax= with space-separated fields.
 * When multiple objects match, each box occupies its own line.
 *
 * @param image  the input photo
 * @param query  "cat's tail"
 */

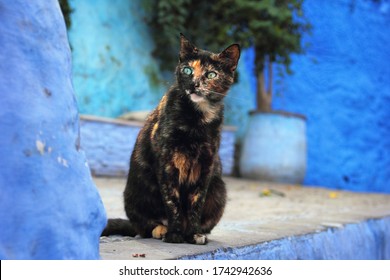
xmin=101 ymin=218 xmax=137 ymax=237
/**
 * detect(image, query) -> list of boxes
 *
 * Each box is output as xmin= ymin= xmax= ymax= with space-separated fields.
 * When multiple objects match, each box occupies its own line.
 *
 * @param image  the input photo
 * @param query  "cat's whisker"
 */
xmin=205 ymin=89 xmax=250 ymax=103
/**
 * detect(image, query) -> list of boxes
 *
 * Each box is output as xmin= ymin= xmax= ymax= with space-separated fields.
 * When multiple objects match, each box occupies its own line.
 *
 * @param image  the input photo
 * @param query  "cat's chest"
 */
xmin=167 ymin=127 xmax=216 ymax=156
xmin=156 ymin=117 xmax=217 ymax=144
xmin=155 ymin=124 xmax=217 ymax=159
xmin=150 ymin=119 xmax=219 ymax=184
xmin=170 ymin=141 xmax=216 ymax=185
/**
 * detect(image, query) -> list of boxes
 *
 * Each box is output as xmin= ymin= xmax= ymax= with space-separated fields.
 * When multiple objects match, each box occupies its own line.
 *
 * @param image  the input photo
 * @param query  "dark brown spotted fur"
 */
xmin=102 ymin=34 xmax=240 ymax=245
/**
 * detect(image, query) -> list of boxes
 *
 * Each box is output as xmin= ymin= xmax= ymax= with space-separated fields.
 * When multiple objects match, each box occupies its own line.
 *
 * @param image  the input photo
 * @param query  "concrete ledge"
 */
xmin=80 ymin=115 xmax=236 ymax=176
xmin=97 ymin=177 xmax=390 ymax=260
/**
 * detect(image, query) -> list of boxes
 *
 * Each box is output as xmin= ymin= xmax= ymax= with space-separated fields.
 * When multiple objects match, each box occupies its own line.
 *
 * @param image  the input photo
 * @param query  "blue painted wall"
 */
xmin=272 ymin=0 xmax=390 ymax=193
xmin=68 ymin=0 xmax=390 ymax=193
xmin=68 ymin=0 xmax=165 ymax=116
xmin=0 ymin=0 xmax=106 ymax=259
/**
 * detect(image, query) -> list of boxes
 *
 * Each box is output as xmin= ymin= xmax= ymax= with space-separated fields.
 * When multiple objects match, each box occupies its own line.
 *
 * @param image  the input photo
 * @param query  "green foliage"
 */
xmin=144 ymin=0 xmax=311 ymax=74
xmin=58 ymin=0 xmax=73 ymax=30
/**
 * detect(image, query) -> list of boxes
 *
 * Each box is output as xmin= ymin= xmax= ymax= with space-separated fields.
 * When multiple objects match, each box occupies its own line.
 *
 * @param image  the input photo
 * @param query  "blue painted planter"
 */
xmin=240 ymin=112 xmax=307 ymax=184
xmin=0 ymin=0 xmax=106 ymax=259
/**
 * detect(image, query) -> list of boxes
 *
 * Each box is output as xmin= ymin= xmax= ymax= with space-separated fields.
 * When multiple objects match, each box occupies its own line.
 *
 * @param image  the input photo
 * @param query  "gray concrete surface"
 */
xmin=96 ymin=176 xmax=390 ymax=260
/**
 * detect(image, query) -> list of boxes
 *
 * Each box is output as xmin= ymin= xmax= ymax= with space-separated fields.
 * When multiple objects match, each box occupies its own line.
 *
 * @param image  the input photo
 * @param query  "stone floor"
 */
xmin=96 ymin=176 xmax=390 ymax=260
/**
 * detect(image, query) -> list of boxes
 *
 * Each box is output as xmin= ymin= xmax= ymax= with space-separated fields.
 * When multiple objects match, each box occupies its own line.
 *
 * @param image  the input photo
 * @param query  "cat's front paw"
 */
xmin=163 ymin=231 xmax=185 ymax=243
xmin=152 ymin=225 xmax=168 ymax=239
xmin=186 ymin=233 xmax=208 ymax=245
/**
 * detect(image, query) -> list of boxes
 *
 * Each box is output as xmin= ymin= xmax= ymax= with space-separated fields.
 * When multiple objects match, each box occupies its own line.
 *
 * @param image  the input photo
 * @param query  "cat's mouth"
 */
xmin=185 ymin=90 xmax=205 ymax=103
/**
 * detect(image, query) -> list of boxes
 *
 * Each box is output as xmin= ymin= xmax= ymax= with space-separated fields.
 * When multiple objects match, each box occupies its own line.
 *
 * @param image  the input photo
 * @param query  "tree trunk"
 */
xmin=256 ymin=67 xmax=272 ymax=112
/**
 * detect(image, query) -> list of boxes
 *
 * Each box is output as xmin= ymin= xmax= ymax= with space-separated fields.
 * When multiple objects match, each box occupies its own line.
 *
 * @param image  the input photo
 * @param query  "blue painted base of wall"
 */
xmin=181 ymin=217 xmax=390 ymax=260
xmin=80 ymin=115 xmax=236 ymax=176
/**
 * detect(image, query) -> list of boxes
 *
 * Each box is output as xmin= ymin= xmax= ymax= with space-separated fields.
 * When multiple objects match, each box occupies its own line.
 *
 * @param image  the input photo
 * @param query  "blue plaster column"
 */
xmin=0 ymin=0 xmax=106 ymax=259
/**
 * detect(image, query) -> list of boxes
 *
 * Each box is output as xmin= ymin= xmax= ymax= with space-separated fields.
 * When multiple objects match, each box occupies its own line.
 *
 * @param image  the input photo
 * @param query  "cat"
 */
xmin=102 ymin=34 xmax=240 ymax=245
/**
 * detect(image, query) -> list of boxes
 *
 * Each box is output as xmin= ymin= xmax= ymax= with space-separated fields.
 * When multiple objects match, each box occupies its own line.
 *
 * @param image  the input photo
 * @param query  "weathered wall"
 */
xmin=0 ymin=0 xmax=106 ymax=259
xmin=272 ymin=0 xmax=390 ymax=193
xmin=68 ymin=0 xmax=165 ymax=116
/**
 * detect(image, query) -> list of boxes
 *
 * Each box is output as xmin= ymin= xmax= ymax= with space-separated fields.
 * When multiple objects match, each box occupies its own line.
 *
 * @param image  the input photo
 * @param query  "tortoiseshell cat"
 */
xmin=102 ymin=34 xmax=240 ymax=245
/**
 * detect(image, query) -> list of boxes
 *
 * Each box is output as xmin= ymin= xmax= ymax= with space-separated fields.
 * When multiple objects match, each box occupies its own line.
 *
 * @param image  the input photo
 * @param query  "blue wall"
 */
xmin=68 ymin=0 xmax=165 ymax=116
xmin=68 ymin=0 xmax=390 ymax=193
xmin=272 ymin=0 xmax=390 ymax=193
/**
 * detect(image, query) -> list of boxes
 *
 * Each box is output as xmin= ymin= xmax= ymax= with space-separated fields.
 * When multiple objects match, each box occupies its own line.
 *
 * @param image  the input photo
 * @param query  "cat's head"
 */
xmin=176 ymin=34 xmax=240 ymax=104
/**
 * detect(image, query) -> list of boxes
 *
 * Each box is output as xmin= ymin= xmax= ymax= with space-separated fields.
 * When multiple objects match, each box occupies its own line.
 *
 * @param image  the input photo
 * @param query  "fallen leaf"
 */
xmin=260 ymin=188 xmax=271 ymax=197
xmin=329 ymin=192 xmax=339 ymax=199
xmin=260 ymin=188 xmax=285 ymax=197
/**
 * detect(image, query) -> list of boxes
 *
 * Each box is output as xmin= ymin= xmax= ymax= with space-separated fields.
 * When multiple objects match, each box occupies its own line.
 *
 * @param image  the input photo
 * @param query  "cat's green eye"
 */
xmin=206 ymin=71 xmax=217 ymax=79
xmin=182 ymin=67 xmax=193 ymax=75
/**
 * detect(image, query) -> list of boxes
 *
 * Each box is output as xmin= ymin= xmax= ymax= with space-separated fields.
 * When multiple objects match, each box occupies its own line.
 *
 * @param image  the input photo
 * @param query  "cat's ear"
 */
xmin=179 ymin=33 xmax=198 ymax=61
xmin=218 ymin=44 xmax=241 ymax=72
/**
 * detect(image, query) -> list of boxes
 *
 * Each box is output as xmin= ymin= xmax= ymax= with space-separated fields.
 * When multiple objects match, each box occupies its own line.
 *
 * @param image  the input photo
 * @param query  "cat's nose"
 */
xmin=194 ymin=80 xmax=200 ymax=88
